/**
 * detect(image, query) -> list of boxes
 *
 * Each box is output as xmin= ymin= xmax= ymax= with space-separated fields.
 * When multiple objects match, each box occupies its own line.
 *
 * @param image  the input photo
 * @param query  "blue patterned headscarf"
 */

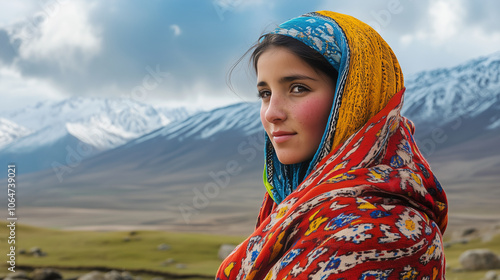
xmin=263 ymin=12 xmax=351 ymax=204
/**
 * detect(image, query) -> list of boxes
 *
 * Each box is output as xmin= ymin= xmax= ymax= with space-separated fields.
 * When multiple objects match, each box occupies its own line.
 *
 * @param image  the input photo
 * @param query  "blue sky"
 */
xmin=0 ymin=0 xmax=499 ymax=111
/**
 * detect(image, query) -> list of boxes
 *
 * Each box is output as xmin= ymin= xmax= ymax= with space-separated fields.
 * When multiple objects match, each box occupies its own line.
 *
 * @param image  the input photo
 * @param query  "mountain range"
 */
xmin=1 ymin=51 xmax=499 ymax=235
xmin=403 ymin=52 xmax=500 ymax=148
xmin=0 ymin=97 xmax=195 ymax=174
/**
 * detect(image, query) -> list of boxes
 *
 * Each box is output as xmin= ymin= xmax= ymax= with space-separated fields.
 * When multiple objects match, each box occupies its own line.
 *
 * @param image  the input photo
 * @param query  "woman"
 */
xmin=217 ymin=11 xmax=447 ymax=279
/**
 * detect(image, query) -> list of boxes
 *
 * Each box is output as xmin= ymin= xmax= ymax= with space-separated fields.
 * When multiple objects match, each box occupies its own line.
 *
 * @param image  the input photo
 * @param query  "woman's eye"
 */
xmin=291 ymin=85 xmax=309 ymax=93
xmin=258 ymin=90 xmax=271 ymax=99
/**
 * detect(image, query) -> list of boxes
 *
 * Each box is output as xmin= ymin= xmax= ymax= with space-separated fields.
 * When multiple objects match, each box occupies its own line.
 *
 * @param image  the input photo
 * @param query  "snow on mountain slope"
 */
xmin=154 ymin=106 xmax=199 ymax=124
xmin=66 ymin=116 xmax=138 ymax=151
xmin=0 ymin=97 xmax=194 ymax=152
xmin=0 ymin=97 xmax=196 ymax=174
xmin=131 ymin=101 xmax=262 ymax=145
xmin=0 ymin=118 xmax=31 ymax=150
xmin=402 ymin=51 xmax=500 ymax=133
xmin=4 ymin=123 xmax=68 ymax=153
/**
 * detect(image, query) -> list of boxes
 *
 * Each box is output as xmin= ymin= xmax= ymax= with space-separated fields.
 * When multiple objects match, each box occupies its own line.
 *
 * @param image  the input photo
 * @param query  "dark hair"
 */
xmin=250 ymin=34 xmax=338 ymax=84
xmin=227 ymin=33 xmax=338 ymax=94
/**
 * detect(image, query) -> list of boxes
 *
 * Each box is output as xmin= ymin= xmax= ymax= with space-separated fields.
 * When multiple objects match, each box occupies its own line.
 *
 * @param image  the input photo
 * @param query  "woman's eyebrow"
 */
xmin=257 ymin=74 xmax=317 ymax=87
xmin=257 ymin=81 xmax=268 ymax=87
xmin=279 ymin=74 xmax=317 ymax=83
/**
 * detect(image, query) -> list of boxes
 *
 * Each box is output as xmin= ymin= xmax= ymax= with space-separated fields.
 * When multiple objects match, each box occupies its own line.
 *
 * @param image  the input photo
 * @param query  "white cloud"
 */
xmin=429 ymin=0 xmax=463 ymax=41
xmin=399 ymin=0 xmax=465 ymax=46
xmin=0 ymin=66 xmax=65 ymax=112
xmin=170 ymin=24 xmax=182 ymax=36
xmin=0 ymin=1 xmax=38 ymax=27
xmin=150 ymin=77 xmax=249 ymax=111
xmin=393 ymin=0 xmax=500 ymax=73
xmin=11 ymin=0 xmax=101 ymax=70
xmin=396 ymin=26 xmax=500 ymax=74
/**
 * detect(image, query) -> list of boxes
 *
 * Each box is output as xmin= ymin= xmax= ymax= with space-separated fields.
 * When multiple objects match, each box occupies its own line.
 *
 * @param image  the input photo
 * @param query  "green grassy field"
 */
xmin=0 ymin=222 xmax=245 ymax=278
xmin=1 ymin=222 xmax=500 ymax=279
xmin=443 ymin=233 xmax=500 ymax=280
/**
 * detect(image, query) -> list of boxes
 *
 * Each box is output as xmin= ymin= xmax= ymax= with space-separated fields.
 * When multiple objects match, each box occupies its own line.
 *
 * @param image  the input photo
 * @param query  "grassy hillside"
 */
xmin=1 ymin=222 xmax=500 ymax=279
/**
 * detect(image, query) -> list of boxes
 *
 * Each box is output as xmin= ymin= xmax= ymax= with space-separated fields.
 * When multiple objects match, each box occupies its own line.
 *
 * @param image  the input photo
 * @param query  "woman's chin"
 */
xmin=276 ymin=155 xmax=310 ymax=165
xmin=276 ymin=155 xmax=297 ymax=165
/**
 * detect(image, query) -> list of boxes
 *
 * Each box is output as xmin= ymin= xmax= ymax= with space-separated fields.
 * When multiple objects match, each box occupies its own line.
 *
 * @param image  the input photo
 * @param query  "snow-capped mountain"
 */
xmin=402 ymin=51 xmax=500 ymax=135
xmin=1 ymin=97 xmax=194 ymax=151
xmin=130 ymin=102 xmax=261 ymax=145
xmin=0 ymin=118 xmax=31 ymax=150
xmin=154 ymin=106 xmax=198 ymax=124
xmin=0 ymin=97 xmax=196 ymax=173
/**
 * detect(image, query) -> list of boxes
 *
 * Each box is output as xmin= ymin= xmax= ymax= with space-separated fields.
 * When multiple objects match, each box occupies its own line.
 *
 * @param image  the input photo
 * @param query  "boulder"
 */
xmin=4 ymin=271 xmax=30 ymax=280
xmin=77 ymin=271 xmax=105 ymax=280
xmin=120 ymin=272 xmax=134 ymax=280
xmin=32 ymin=269 xmax=62 ymax=280
xmin=175 ymin=264 xmax=187 ymax=269
xmin=157 ymin=243 xmax=171 ymax=251
xmin=104 ymin=271 xmax=121 ymax=280
xmin=29 ymin=247 xmax=42 ymax=254
xmin=459 ymin=249 xmax=500 ymax=270
xmin=483 ymin=270 xmax=498 ymax=280
xmin=29 ymin=247 xmax=47 ymax=257
xmin=461 ymin=227 xmax=478 ymax=237
xmin=161 ymin=258 xmax=175 ymax=266
xmin=218 ymin=244 xmax=237 ymax=260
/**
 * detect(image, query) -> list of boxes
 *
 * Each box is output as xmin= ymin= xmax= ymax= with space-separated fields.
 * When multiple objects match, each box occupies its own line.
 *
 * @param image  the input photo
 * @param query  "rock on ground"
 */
xmin=483 ymin=270 xmax=499 ymax=280
xmin=77 ymin=271 xmax=105 ymax=280
xmin=459 ymin=249 xmax=500 ymax=270
xmin=32 ymin=268 xmax=62 ymax=280
xmin=4 ymin=271 xmax=30 ymax=280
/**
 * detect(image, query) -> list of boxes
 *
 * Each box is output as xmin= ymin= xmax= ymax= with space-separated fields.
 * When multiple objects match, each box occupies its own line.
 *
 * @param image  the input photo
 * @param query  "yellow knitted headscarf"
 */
xmin=317 ymin=11 xmax=405 ymax=149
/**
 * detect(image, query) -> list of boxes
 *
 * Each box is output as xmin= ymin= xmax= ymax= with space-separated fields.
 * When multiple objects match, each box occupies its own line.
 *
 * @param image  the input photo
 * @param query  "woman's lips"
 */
xmin=272 ymin=131 xmax=296 ymax=144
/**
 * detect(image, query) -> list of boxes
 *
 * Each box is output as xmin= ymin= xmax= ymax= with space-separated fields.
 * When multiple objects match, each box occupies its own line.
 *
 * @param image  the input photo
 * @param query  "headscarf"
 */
xmin=217 ymin=11 xmax=447 ymax=279
xmin=264 ymin=11 xmax=404 ymax=204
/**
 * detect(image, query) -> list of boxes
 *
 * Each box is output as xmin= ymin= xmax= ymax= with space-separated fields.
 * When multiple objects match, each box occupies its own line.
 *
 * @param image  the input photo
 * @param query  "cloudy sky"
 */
xmin=0 ymin=0 xmax=499 ymax=112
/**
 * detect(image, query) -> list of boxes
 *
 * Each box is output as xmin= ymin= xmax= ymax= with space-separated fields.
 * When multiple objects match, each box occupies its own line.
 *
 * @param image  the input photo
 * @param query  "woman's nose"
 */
xmin=264 ymin=94 xmax=287 ymax=123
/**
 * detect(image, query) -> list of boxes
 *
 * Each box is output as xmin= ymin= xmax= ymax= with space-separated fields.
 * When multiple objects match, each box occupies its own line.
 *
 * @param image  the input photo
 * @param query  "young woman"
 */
xmin=217 ymin=11 xmax=448 ymax=279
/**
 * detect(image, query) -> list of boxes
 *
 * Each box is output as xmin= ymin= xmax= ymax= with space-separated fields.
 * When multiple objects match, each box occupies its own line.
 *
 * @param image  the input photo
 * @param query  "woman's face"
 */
xmin=257 ymin=47 xmax=336 ymax=165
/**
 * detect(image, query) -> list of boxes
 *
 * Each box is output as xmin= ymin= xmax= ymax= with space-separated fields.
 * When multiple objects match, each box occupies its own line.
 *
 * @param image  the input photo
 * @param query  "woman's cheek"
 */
xmin=299 ymin=96 xmax=333 ymax=144
xmin=298 ymin=99 xmax=327 ymax=126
